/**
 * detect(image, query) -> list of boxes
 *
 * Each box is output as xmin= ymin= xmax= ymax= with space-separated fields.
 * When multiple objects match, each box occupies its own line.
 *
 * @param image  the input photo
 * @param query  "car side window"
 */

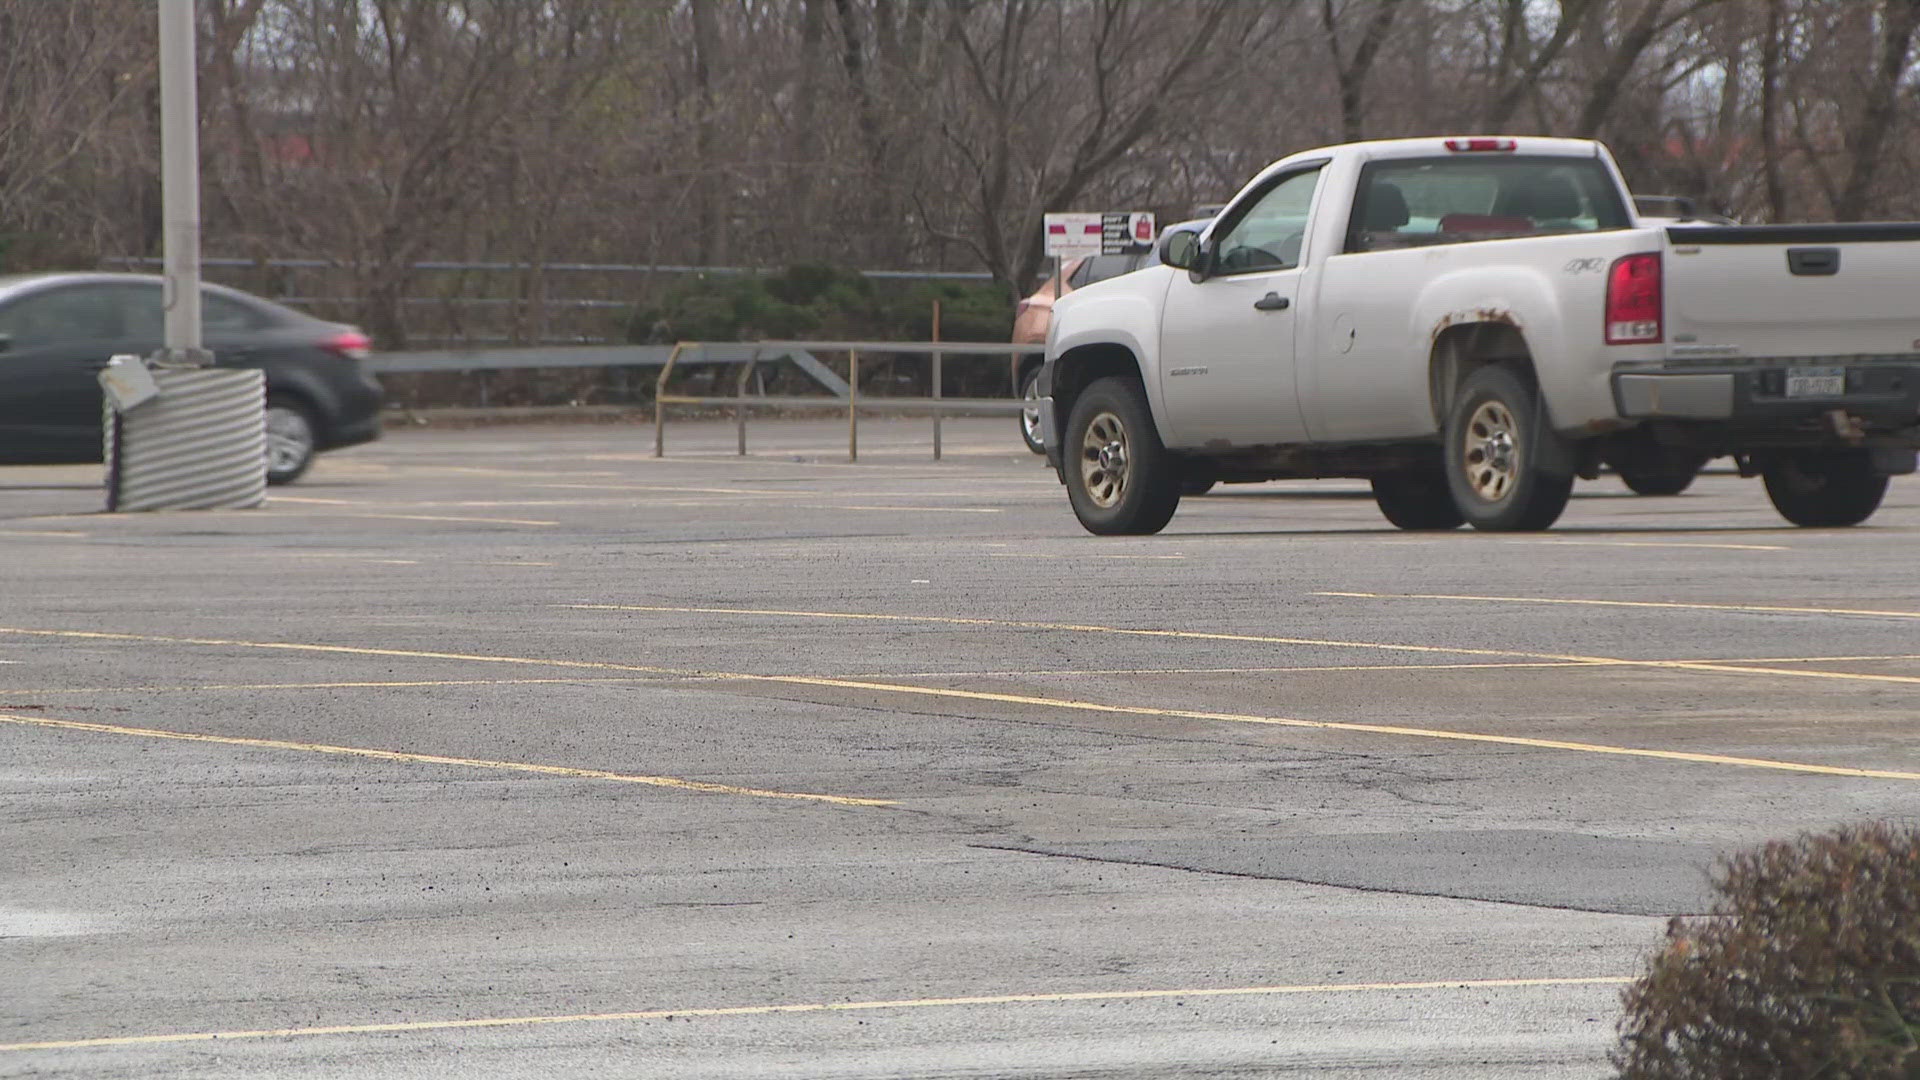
xmin=1066 ymin=259 xmax=1093 ymax=289
xmin=1081 ymin=254 xmax=1137 ymax=285
xmin=115 ymin=284 xmax=164 ymax=341
xmin=0 ymin=286 xmax=126 ymax=348
xmin=205 ymin=293 xmax=263 ymax=332
xmin=1211 ymin=168 xmax=1320 ymax=276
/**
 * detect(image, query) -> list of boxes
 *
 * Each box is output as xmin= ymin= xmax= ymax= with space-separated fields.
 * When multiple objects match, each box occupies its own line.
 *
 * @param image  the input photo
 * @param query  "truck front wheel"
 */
xmin=1443 ymin=365 xmax=1573 ymax=531
xmin=1762 ymin=451 xmax=1887 ymax=527
xmin=1064 ymin=376 xmax=1181 ymax=535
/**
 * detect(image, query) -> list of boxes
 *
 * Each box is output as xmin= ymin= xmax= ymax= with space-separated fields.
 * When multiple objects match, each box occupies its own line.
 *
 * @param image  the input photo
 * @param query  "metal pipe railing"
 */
xmin=654 ymin=340 xmax=1045 ymax=461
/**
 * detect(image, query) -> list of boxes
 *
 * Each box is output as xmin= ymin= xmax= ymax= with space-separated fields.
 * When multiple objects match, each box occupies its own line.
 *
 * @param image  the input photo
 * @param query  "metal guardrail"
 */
xmin=366 ymin=343 xmax=852 ymax=399
xmin=654 ymin=340 xmax=1045 ymax=462
xmin=107 ymin=255 xmax=995 ymax=281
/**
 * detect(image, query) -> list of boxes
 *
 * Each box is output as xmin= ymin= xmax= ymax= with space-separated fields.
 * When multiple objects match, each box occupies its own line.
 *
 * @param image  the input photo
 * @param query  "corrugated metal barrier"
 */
xmin=105 ymin=368 xmax=267 ymax=511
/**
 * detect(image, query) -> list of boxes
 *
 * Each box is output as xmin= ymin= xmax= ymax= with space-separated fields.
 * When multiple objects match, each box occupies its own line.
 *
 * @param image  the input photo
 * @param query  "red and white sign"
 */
xmin=1043 ymin=211 xmax=1157 ymax=258
xmin=1043 ymin=213 xmax=1105 ymax=258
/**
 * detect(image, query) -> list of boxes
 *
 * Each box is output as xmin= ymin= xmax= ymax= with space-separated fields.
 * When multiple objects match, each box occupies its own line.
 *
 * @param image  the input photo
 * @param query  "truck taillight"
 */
xmin=1444 ymin=138 xmax=1517 ymax=152
xmin=1605 ymin=253 xmax=1662 ymax=345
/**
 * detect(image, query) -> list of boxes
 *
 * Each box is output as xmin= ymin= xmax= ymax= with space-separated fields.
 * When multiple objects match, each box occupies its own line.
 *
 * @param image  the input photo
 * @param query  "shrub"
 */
xmin=1612 ymin=821 xmax=1920 ymax=1079
xmin=628 ymin=267 xmax=1012 ymax=347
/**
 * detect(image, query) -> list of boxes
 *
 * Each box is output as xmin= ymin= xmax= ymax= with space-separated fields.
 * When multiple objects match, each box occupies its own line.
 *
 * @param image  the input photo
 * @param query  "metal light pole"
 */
xmin=158 ymin=0 xmax=205 ymax=364
xmin=101 ymin=0 xmax=265 ymax=511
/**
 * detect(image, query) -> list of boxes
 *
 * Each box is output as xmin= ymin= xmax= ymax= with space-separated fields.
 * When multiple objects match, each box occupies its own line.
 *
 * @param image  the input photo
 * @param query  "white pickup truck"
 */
xmin=1038 ymin=136 xmax=1920 ymax=534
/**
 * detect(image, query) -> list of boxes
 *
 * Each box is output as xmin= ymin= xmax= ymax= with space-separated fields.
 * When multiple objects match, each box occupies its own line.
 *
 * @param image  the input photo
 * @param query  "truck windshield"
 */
xmin=1346 ymin=155 xmax=1631 ymax=253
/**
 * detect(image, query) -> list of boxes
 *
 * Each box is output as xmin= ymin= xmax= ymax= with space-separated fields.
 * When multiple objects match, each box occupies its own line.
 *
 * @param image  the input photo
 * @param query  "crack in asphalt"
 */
xmin=972 ymin=843 xmax=1696 ymax=919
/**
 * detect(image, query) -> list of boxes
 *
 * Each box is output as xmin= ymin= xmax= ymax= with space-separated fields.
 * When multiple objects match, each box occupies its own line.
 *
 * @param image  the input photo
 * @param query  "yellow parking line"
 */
xmin=558 ymin=604 xmax=1600 ymax=663
xmin=1502 ymin=539 xmax=1790 ymax=552
xmin=879 ymin=661 xmax=1602 ymax=678
xmin=990 ymin=553 xmax=1187 ymax=561
xmin=2 ymin=625 xmax=1911 ymax=780
xmin=0 ymin=975 xmax=1633 ymax=1052
xmin=0 ymin=627 xmax=684 ymax=674
xmin=1714 ymin=654 xmax=1920 ymax=664
xmin=0 ymin=677 xmax=696 ymax=694
xmin=0 ymin=713 xmax=890 ymax=807
xmin=827 ymin=505 xmax=1002 ymax=514
xmin=245 ymin=510 xmax=563 ymax=526
xmin=733 ymin=674 xmax=1920 ymax=781
xmin=342 ymin=512 xmax=560 ymax=526
xmin=1317 ymin=590 xmax=1920 ymax=620
xmin=571 ymin=604 xmax=1920 ymax=688
xmin=536 ymin=483 xmax=821 ymax=495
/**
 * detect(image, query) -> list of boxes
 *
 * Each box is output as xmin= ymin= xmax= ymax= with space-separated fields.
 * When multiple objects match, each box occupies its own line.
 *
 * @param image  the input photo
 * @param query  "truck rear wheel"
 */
xmin=1762 ymin=451 xmax=1887 ymax=527
xmin=1443 ymin=365 xmax=1573 ymax=531
xmin=1372 ymin=470 xmax=1464 ymax=530
xmin=1064 ymin=376 xmax=1181 ymax=535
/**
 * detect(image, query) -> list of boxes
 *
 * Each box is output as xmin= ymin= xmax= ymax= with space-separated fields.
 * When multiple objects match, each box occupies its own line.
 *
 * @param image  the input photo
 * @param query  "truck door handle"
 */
xmin=1787 ymin=247 xmax=1839 ymax=276
xmin=1253 ymin=292 xmax=1290 ymax=311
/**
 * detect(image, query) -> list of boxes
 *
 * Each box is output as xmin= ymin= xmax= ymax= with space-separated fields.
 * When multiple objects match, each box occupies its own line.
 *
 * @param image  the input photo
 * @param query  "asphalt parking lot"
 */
xmin=4 ymin=415 xmax=1918 ymax=1078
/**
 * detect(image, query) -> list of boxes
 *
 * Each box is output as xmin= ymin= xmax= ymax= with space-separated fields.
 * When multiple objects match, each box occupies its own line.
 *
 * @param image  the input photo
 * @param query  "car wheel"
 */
xmin=264 ymin=393 xmax=318 ymax=485
xmin=1018 ymin=366 xmax=1045 ymax=454
xmin=1372 ymin=470 xmax=1464 ymax=530
xmin=1443 ymin=365 xmax=1573 ymax=531
xmin=1762 ymin=451 xmax=1887 ymax=527
xmin=1616 ymin=452 xmax=1708 ymax=496
xmin=1063 ymin=376 xmax=1181 ymax=535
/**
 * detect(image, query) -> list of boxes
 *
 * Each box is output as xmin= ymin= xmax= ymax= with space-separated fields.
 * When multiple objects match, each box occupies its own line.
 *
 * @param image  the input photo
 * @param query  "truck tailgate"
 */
xmin=1663 ymin=224 xmax=1920 ymax=360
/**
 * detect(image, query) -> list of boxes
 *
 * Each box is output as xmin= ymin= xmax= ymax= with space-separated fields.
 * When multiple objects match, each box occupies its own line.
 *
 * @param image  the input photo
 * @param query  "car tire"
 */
xmin=1018 ymin=365 xmax=1045 ymax=455
xmin=1181 ymin=476 xmax=1217 ymax=496
xmin=1443 ymin=365 xmax=1574 ymax=531
xmin=1762 ymin=451 xmax=1888 ymax=527
xmin=1063 ymin=376 xmax=1181 ymax=535
xmin=264 ymin=393 xmax=318 ymax=485
xmin=1616 ymin=452 xmax=1708 ymax=496
xmin=1372 ymin=470 xmax=1464 ymax=530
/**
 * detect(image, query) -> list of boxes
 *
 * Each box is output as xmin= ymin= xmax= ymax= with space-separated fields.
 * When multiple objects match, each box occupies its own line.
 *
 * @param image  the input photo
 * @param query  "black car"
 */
xmin=0 ymin=272 xmax=383 ymax=483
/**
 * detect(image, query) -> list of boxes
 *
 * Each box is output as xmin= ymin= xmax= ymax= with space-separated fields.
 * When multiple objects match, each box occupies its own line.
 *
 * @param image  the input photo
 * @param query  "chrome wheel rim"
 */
xmin=265 ymin=405 xmax=315 ymax=477
xmin=1020 ymin=378 xmax=1043 ymax=445
xmin=1462 ymin=400 xmax=1518 ymax=502
xmin=1079 ymin=411 xmax=1129 ymax=508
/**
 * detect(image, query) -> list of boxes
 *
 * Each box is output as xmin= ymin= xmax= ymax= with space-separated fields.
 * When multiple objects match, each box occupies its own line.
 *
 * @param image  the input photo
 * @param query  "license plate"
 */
xmin=1784 ymin=367 xmax=1844 ymax=398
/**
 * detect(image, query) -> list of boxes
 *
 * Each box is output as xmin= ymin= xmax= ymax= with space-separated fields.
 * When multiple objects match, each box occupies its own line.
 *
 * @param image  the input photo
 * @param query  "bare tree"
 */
xmin=0 ymin=1 xmax=155 ymax=268
xmin=1319 ymin=0 xmax=1407 ymax=142
xmin=1835 ymin=0 xmax=1920 ymax=220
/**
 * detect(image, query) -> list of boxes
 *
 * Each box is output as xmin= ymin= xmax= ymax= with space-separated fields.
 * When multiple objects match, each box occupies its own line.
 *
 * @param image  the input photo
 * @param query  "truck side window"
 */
xmin=1347 ymin=156 xmax=1631 ymax=253
xmin=1211 ymin=168 xmax=1320 ymax=276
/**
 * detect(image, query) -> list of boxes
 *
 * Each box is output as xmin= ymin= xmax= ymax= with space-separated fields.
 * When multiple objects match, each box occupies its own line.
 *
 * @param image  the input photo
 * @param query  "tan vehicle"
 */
xmin=1013 ymin=221 xmax=1210 ymax=452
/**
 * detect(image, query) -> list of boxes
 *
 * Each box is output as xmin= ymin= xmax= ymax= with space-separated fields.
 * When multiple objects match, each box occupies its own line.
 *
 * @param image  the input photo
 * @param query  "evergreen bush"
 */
xmin=1613 ymin=821 xmax=1920 ymax=1079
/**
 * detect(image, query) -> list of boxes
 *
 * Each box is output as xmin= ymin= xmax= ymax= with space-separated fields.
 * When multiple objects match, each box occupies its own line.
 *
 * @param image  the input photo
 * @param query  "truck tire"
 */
xmin=1443 ymin=365 xmax=1573 ymax=531
xmin=1018 ymin=364 xmax=1045 ymax=454
xmin=1372 ymin=471 xmax=1464 ymax=530
xmin=1615 ymin=451 xmax=1708 ymax=496
xmin=1064 ymin=376 xmax=1181 ymax=535
xmin=1762 ymin=451 xmax=1887 ymax=527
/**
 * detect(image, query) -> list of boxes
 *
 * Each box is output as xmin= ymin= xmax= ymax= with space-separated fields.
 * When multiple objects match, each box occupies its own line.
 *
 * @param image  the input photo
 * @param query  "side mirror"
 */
xmin=0 ymin=333 xmax=11 ymax=353
xmin=1160 ymin=230 xmax=1201 ymax=271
